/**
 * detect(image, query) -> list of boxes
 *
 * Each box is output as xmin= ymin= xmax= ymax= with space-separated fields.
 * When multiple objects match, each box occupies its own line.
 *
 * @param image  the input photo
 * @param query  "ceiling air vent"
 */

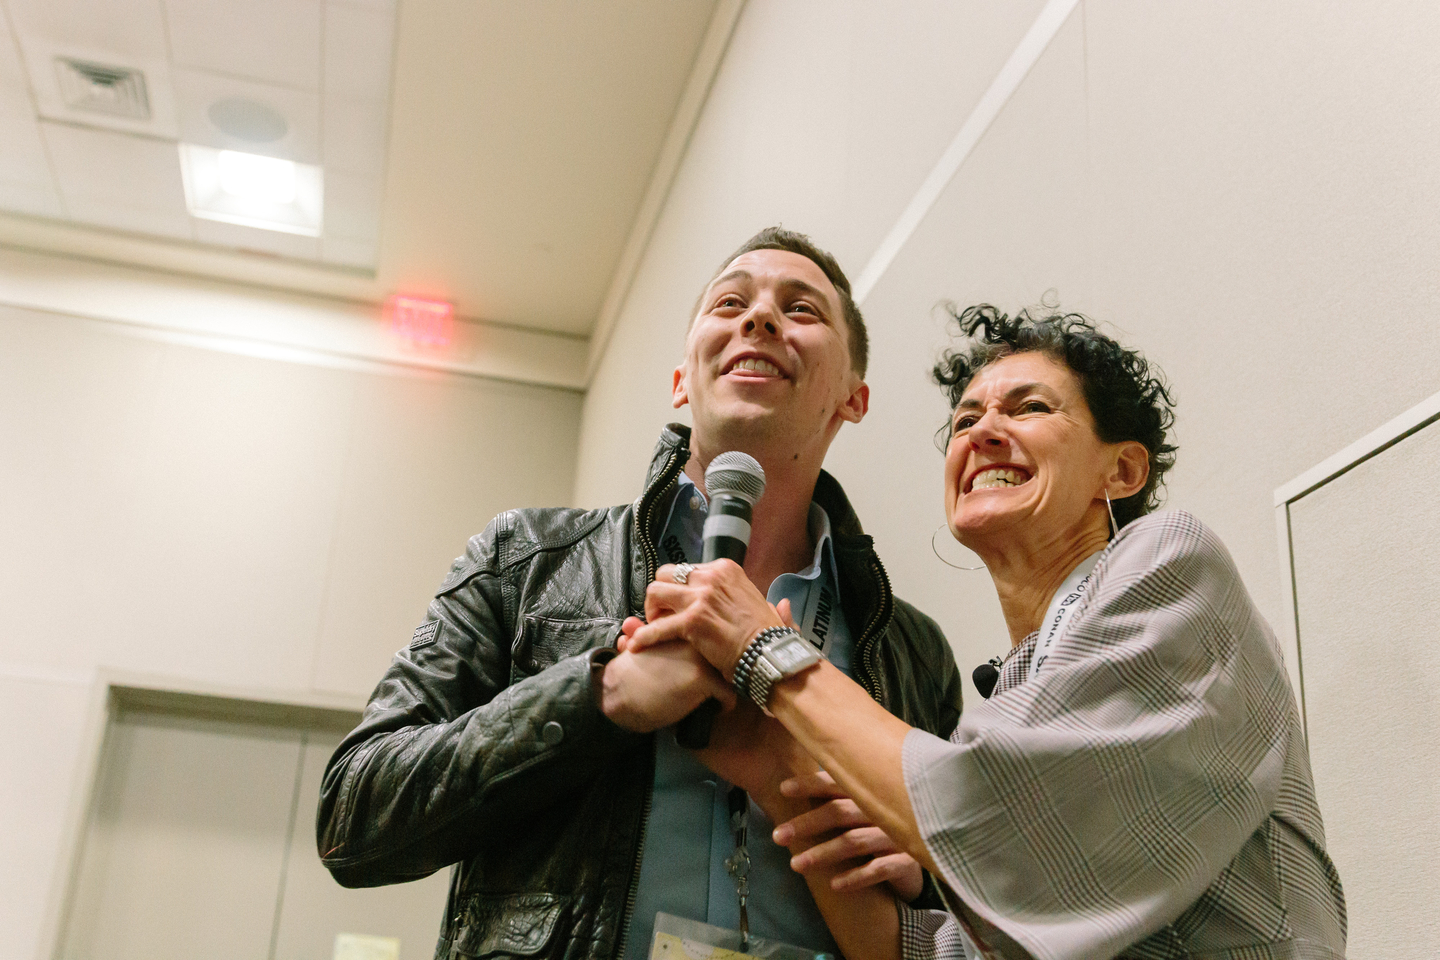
xmin=55 ymin=57 xmax=151 ymax=120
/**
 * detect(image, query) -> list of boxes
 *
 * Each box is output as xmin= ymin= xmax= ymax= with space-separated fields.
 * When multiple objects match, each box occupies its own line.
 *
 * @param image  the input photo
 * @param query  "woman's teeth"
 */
xmin=731 ymin=358 xmax=781 ymax=376
xmin=972 ymin=467 xmax=1030 ymax=490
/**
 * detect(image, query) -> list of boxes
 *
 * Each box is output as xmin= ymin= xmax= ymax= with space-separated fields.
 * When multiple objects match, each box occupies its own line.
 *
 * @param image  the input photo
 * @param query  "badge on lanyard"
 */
xmin=650 ymin=914 xmax=832 ymax=960
xmin=1028 ymin=550 xmax=1103 ymax=681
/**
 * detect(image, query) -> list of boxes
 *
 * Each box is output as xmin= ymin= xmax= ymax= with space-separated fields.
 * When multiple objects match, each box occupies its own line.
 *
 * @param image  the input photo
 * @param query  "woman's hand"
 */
xmin=619 ymin=560 xmax=782 ymax=677
xmin=772 ymin=771 xmax=925 ymax=901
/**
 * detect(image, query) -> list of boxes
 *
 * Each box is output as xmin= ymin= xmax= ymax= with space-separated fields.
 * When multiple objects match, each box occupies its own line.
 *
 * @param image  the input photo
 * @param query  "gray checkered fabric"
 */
xmin=899 ymin=511 xmax=1346 ymax=960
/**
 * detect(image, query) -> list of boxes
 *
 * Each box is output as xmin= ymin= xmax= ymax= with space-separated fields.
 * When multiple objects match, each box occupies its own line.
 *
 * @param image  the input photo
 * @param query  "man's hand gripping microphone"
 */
xmin=674 ymin=452 xmax=766 ymax=749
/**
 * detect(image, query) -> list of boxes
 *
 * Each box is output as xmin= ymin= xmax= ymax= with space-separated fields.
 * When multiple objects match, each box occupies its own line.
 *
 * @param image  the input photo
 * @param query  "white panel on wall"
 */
xmin=61 ymin=710 xmax=304 ymax=960
xmin=312 ymin=372 xmax=583 ymax=695
xmin=0 ymin=308 xmax=171 ymax=674
xmin=0 ymin=300 xmax=581 ymax=694
xmin=1289 ymin=413 xmax=1440 ymax=960
xmin=324 ymin=171 xmax=383 ymax=243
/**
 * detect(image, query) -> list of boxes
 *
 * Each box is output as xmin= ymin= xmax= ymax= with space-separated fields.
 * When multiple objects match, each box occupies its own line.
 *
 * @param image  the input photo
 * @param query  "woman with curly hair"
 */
xmin=622 ymin=306 xmax=1346 ymax=960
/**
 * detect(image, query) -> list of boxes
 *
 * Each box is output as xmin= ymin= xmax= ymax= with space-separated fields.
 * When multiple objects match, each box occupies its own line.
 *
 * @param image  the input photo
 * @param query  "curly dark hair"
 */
xmin=932 ymin=304 xmax=1177 ymax=528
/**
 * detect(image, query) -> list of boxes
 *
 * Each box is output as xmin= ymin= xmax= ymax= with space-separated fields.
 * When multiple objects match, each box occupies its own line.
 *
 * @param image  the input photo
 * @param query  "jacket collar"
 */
xmin=644 ymin=423 xmax=870 ymax=544
xmin=637 ymin=423 xmax=891 ymax=694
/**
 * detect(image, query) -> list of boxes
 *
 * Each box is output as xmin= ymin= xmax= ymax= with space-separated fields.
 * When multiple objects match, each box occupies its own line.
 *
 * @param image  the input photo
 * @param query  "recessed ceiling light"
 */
xmin=179 ymin=143 xmax=323 ymax=237
xmin=218 ymin=151 xmax=297 ymax=204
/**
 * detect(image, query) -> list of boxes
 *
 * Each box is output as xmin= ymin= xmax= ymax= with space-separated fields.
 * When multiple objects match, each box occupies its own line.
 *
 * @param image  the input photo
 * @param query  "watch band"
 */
xmin=734 ymin=626 xmax=821 ymax=710
xmin=733 ymin=625 xmax=789 ymax=702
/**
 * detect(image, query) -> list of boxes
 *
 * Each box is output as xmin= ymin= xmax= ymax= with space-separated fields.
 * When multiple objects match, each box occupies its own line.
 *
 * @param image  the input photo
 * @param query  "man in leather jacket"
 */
xmin=318 ymin=227 xmax=963 ymax=960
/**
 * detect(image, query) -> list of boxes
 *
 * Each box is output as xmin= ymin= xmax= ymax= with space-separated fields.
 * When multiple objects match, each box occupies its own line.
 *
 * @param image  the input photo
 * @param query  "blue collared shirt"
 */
xmin=622 ymin=473 xmax=852 ymax=960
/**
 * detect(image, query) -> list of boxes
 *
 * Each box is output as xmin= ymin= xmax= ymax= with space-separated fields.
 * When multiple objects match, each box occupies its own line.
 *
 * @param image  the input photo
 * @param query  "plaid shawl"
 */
xmin=899 ymin=511 xmax=1346 ymax=960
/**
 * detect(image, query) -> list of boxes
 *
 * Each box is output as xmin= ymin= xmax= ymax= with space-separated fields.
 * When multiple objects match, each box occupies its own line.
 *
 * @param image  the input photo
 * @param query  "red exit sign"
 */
xmin=387 ymin=295 xmax=454 ymax=347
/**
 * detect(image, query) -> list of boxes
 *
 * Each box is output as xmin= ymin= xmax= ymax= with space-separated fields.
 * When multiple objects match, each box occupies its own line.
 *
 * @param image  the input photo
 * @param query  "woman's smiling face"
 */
xmin=944 ymin=352 xmax=1119 ymax=551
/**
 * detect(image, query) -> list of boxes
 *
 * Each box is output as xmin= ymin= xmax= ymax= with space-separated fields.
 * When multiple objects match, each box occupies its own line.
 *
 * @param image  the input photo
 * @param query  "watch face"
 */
xmin=769 ymin=637 xmax=817 ymax=671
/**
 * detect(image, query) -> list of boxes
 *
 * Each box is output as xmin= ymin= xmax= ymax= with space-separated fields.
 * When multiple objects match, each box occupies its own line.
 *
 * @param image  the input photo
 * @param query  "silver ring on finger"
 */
xmin=672 ymin=562 xmax=696 ymax=585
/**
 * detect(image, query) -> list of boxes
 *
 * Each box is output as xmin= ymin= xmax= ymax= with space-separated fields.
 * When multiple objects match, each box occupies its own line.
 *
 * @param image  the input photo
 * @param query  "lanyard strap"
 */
xmin=1028 ymin=551 xmax=1103 ymax=681
xmin=722 ymin=787 xmax=750 ymax=951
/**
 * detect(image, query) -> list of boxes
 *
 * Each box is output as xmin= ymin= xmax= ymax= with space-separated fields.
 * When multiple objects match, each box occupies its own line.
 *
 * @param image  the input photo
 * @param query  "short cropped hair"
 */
xmin=697 ymin=227 xmax=868 ymax=378
xmin=932 ymin=304 xmax=1177 ymax=528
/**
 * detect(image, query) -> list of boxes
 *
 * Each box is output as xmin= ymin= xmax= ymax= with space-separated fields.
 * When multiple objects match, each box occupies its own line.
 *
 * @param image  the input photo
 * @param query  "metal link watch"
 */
xmin=737 ymin=626 xmax=822 ymax=711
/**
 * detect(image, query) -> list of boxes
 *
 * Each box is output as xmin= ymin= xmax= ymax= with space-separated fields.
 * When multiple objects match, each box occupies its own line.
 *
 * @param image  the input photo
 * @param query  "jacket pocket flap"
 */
xmin=514 ymin=616 xmax=621 ymax=676
xmin=454 ymin=893 xmax=569 ymax=958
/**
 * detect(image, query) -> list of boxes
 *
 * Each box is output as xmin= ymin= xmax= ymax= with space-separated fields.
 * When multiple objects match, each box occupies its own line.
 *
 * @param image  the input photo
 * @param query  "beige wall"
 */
xmin=7 ymin=1 xmax=1440 ymax=955
xmin=575 ymin=0 xmax=1440 ymax=678
xmin=0 ymin=295 xmax=581 ymax=958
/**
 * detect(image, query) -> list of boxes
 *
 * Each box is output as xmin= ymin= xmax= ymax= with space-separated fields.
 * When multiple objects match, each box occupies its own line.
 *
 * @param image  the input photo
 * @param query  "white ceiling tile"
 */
xmin=6 ymin=0 xmax=168 ymax=61
xmin=172 ymin=67 xmax=320 ymax=164
xmin=0 ymin=108 xmax=55 ymax=189
xmin=0 ymin=19 xmax=40 ymax=134
xmin=324 ymin=2 xmax=396 ymax=104
xmin=165 ymin=0 xmax=323 ymax=92
xmin=321 ymin=98 xmax=387 ymax=174
xmin=322 ymin=170 xmax=380 ymax=241
xmin=0 ymin=11 xmax=30 ymax=88
xmin=193 ymin=218 xmax=321 ymax=260
xmin=321 ymin=235 xmax=376 ymax=269
xmin=0 ymin=178 xmax=65 ymax=219
xmin=42 ymin=121 xmax=191 ymax=238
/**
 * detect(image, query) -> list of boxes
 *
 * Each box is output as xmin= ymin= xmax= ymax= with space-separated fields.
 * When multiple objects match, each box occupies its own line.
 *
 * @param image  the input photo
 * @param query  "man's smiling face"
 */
xmin=673 ymin=248 xmax=867 ymax=462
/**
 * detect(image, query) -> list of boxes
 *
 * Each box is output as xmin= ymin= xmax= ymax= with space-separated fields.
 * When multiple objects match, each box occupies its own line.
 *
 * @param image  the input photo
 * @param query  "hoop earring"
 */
xmin=932 ymin=523 xmax=985 ymax=570
xmin=1104 ymin=491 xmax=1120 ymax=539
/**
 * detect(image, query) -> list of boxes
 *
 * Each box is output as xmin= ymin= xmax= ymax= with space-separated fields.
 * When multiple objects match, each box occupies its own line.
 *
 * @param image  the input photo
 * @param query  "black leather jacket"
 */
xmin=318 ymin=425 xmax=963 ymax=960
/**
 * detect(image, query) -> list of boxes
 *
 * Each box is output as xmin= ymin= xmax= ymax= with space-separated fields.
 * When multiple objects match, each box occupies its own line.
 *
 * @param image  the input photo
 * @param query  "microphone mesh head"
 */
xmin=705 ymin=452 xmax=766 ymax=505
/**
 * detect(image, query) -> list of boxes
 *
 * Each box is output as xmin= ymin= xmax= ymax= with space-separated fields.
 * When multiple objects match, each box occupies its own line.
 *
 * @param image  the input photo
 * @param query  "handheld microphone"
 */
xmin=675 ymin=452 xmax=766 ymax=749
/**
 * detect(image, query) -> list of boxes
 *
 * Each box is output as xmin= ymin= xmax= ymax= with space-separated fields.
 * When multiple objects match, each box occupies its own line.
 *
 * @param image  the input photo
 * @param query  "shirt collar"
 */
xmin=672 ymin=472 xmax=838 ymax=583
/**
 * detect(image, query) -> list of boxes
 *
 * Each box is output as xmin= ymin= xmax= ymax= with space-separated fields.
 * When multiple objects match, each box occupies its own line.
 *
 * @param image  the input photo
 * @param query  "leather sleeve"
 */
xmin=316 ymin=518 xmax=641 ymax=888
xmin=889 ymin=597 xmax=964 ymax=739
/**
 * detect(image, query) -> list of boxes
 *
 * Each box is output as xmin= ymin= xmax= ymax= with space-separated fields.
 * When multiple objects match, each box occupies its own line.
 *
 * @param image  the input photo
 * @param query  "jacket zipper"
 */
xmin=613 ymin=761 xmax=654 ymax=960
xmin=634 ymin=446 xmax=685 ymax=606
xmin=853 ymin=554 xmax=894 ymax=703
xmin=614 ymin=443 xmax=684 ymax=960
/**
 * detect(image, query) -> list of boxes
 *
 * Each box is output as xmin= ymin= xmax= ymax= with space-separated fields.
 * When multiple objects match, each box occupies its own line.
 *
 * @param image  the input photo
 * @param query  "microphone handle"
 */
xmin=676 ymin=501 xmax=751 ymax=749
xmin=675 ymin=699 xmax=722 ymax=750
xmin=701 ymin=535 xmax=747 ymax=564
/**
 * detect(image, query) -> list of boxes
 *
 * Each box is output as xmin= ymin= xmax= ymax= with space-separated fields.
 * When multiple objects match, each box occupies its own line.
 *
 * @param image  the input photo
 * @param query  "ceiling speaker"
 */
xmin=207 ymin=98 xmax=289 ymax=144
